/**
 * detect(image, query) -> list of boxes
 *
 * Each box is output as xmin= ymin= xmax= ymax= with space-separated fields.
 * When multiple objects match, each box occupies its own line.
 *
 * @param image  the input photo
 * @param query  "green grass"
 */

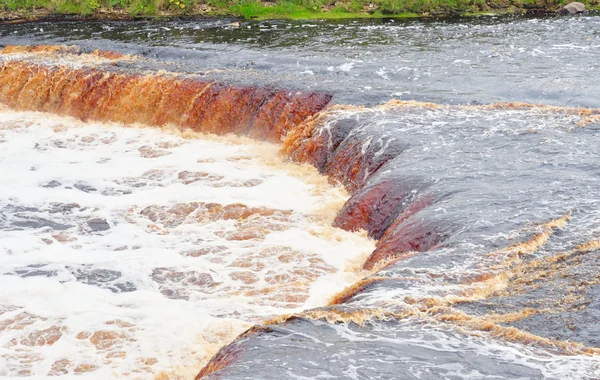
xmin=219 ymin=1 xmax=419 ymax=20
xmin=2 ymin=0 xmax=599 ymax=18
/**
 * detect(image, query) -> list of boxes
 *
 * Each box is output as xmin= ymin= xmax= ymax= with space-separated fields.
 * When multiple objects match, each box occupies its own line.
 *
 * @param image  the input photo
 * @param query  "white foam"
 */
xmin=0 ymin=110 xmax=375 ymax=378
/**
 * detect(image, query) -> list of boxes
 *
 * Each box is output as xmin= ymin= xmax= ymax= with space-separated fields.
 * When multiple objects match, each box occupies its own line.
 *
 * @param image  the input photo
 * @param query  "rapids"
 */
xmin=1 ymin=14 xmax=600 ymax=380
xmin=0 ymin=109 xmax=375 ymax=378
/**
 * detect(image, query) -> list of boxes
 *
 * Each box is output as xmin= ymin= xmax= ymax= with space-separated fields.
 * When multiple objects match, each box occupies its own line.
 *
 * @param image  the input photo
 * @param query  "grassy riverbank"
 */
xmin=1 ymin=0 xmax=598 ymax=21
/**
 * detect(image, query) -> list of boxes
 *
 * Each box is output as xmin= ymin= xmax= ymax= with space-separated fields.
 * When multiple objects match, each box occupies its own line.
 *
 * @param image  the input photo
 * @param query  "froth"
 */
xmin=0 ymin=109 xmax=375 ymax=378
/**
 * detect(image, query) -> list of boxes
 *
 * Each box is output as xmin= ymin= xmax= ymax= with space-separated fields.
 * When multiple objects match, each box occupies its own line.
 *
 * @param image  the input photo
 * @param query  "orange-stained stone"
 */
xmin=105 ymin=319 xmax=135 ymax=328
xmin=106 ymin=351 xmax=127 ymax=359
xmin=0 ymin=60 xmax=331 ymax=142
xmin=89 ymin=330 xmax=128 ymax=350
xmin=73 ymin=363 xmax=98 ymax=373
xmin=18 ymin=325 xmax=62 ymax=346
xmin=195 ymin=326 xmax=273 ymax=380
xmin=48 ymin=359 xmax=71 ymax=376
xmin=363 ymin=194 xmax=447 ymax=270
xmin=229 ymin=271 xmax=259 ymax=284
xmin=52 ymin=231 xmax=77 ymax=243
xmin=334 ymin=179 xmax=418 ymax=239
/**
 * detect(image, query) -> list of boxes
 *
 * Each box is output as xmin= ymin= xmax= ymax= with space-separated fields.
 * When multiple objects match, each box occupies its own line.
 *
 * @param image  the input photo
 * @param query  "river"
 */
xmin=1 ymin=15 xmax=599 ymax=380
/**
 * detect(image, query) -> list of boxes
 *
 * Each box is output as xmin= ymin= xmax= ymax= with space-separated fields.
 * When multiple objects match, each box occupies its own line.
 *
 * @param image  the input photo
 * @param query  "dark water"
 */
xmin=2 ymin=15 xmax=600 ymax=380
xmin=2 ymin=15 xmax=600 ymax=106
xmin=271 ymin=102 xmax=600 ymax=379
xmin=201 ymin=317 xmax=597 ymax=380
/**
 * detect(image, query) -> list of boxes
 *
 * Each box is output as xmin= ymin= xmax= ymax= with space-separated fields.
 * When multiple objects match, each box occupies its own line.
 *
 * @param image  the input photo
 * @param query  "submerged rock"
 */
xmin=11 ymin=264 xmax=58 ymax=278
xmin=86 ymin=218 xmax=110 ymax=232
xmin=41 ymin=180 xmax=61 ymax=188
xmin=70 ymin=267 xmax=136 ymax=293
xmin=561 ymin=2 xmax=586 ymax=14
xmin=73 ymin=182 xmax=97 ymax=193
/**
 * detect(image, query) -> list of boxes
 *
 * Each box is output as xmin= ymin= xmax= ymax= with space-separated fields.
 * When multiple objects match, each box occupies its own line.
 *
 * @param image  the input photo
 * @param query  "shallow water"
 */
xmin=200 ymin=317 xmax=600 ymax=380
xmin=189 ymin=99 xmax=599 ymax=379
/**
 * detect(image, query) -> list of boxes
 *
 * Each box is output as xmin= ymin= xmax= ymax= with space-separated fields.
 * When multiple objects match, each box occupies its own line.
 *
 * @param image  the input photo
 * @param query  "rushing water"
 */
xmin=0 ymin=109 xmax=374 ymax=377
xmin=1 ymin=14 xmax=600 ymax=380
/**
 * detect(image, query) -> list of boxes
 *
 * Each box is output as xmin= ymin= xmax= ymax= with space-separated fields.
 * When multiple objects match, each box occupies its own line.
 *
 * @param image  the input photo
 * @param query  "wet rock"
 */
xmin=324 ymin=131 xmax=408 ymax=192
xmin=178 ymin=171 xmax=224 ymax=184
xmin=51 ymin=139 xmax=67 ymax=149
xmin=52 ymin=231 xmax=77 ymax=243
xmin=361 ymin=193 xmax=448 ymax=270
xmin=195 ymin=318 xmax=547 ymax=380
xmin=86 ymin=218 xmax=110 ymax=232
xmin=12 ymin=215 xmax=72 ymax=231
xmin=334 ymin=178 xmax=429 ymax=239
xmin=13 ymin=264 xmax=58 ymax=278
xmin=561 ymin=2 xmax=586 ymax=14
xmin=5 ymin=264 xmax=58 ymax=278
xmin=140 ymin=203 xmax=200 ymax=227
xmin=140 ymin=202 xmax=290 ymax=229
xmin=182 ymin=245 xmax=228 ymax=257
xmin=195 ymin=326 xmax=273 ymax=379
xmin=16 ymin=325 xmax=63 ymax=346
xmin=48 ymin=359 xmax=71 ymax=376
xmin=34 ymin=143 xmax=47 ymax=151
xmin=109 ymin=282 xmax=137 ymax=293
xmin=48 ymin=202 xmax=81 ymax=214
xmin=152 ymin=267 xmax=218 ymax=300
xmin=72 ymin=268 xmax=120 ymax=282
xmin=285 ymin=114 xmax=358 ymax=172
xmin=73 ymin=363 xmax=98 ymax=374
xmin=229 ymin=271 xmax=259 ymax=284
xmin=73 ymin=182 xmax=97 ymax=193
xmin=101 ymin=188 xmax=133 ymax=196
xmin=70 ymin=267 xmax=136 ymax=293
xmin=0 ymin=57 xmax=330 ymax=144
xmin=364 ymin=215 xmax=454 ymax=270
xmin=41 ymin=180 xmax=61 ymax=188
xmin=138 ymin=145 xmax=171 ymax=158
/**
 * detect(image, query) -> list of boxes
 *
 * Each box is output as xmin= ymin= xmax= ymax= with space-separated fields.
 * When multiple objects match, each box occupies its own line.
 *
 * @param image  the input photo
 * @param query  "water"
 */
xmin=199 ymin=318 xmax=600 ymax=380
xmin=1 ymin=16 xmax=600 ymax=106
xmin=0 ymin=110 xmax=374 ymax=377
xmin=1 ymin=14 xmax=600 ymax=380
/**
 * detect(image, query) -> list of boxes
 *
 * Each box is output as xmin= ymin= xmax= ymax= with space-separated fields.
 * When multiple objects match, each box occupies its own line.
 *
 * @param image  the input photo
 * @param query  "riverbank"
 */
xmin=1 ymin=0 xmax=598 ymax=23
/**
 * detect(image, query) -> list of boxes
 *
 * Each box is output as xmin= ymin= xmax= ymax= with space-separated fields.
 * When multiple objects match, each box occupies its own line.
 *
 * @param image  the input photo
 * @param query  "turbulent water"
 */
xmin=0 ymin=109 xmax=374 ymax=377
xmin=1 ymin=14 xmax=600 ymax=380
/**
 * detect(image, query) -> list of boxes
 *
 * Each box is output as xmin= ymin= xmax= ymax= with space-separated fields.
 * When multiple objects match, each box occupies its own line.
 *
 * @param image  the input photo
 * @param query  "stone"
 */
xmin=70 ymin=267 xmax=136 ymax=293
xmin=12 ymin=215 xmax=72 ymax=231
xmin=41 ymin=180 xmax=61 ymax=188
xmin=561 ymin=2 xmax=586 ymax=14
xmin=74 ymin=182 xmax=97 ymax=193
xmin=14 ymin=264 xmax=58 ymax=278
xmin=138 ymin=145 xmax=171 ymax=158
xmin=86 ymin=218 xmax=110 ymax=232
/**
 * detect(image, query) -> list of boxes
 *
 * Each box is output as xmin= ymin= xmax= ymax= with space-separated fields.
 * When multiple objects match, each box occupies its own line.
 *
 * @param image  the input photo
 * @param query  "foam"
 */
xmin=0 ymin=109 xmax=375 ymax=378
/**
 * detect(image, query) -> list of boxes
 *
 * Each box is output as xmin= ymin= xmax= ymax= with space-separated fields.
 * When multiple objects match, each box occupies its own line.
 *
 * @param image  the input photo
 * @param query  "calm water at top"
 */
xmin=2 ymin=15 xmax=600 ymax=107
